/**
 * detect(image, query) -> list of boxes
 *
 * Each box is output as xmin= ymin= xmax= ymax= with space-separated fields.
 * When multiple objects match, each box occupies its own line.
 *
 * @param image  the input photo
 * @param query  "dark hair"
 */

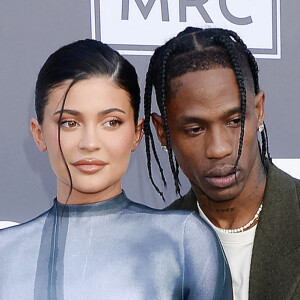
xmin=35 ymin=39 xmax=141 ymax=202
xmin=35 ymin=39 xmax=140 ymax=125
xmin=144 ymin=27 xmax=272 ymax=197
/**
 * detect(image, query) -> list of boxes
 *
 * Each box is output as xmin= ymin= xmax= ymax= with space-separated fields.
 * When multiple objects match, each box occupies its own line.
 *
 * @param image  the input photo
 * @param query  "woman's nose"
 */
xmin=78 ymin=126 xmax=101 ymax=152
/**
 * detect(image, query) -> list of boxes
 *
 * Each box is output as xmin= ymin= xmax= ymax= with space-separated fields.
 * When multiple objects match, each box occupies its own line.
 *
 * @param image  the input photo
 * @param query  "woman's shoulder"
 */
xmin=126 ymin=199 xmax=216 ymax=235
xmin=0 ymin=221 xmax=19 ymax=229
xmin=126 ymin=198 xmax=192 ymax=218
xmin=125 ymin=200 xmax=232 ymax=298
xmin=0 ymin=206 xmax=53 ymax=241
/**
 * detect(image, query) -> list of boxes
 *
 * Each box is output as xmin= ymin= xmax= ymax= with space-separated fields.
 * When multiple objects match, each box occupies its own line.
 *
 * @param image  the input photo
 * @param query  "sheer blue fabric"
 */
xmin=0 ymin=192 xmax=232 ymax=299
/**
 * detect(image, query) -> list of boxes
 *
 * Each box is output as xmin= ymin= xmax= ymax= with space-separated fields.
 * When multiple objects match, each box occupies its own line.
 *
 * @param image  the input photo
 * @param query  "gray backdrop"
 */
xmin=0 ymin=0 xmax=299 ymax=222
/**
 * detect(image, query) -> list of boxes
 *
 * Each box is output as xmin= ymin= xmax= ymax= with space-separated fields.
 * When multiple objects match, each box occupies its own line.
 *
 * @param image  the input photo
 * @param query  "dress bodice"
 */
xmin=0 ymin=192 xmax=232 ymax=299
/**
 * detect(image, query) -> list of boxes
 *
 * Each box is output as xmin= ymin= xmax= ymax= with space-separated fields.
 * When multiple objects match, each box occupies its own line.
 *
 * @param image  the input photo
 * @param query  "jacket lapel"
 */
xmin=249 ymin=164 xmax=300 ymax=299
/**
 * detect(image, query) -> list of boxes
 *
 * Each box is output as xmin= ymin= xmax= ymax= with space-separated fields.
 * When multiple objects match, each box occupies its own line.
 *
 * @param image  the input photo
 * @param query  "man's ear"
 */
xmin=30 ymin=118 xmax=47 ymax=152
xmin=151 ymin=113 xmax=167 ymax=146
xmin=131 ymin=119 xmax=144 ymax=152
xmin=255 ymin=90 xmax=265 ymax=129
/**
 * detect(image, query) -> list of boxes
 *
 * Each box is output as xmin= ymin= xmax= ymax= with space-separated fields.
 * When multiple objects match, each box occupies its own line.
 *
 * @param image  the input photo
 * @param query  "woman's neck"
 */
xmin=56 ymin=183 xmax=122 ymax=205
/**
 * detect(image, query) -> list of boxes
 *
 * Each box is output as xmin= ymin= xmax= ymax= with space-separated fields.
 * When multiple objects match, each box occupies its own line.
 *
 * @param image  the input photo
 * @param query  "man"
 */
xmin=143 ymin=27 xmax=300 ymax=300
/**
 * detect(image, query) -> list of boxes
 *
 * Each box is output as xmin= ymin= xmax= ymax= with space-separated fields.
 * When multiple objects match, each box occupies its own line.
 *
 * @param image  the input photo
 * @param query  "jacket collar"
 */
xmin=184 ymin=163 xmax=299 ymax=256
xmin=249 ymin=163 xmax=300 ymax=299
xmin=255 ymin=162 xmax=300 ymax=256
xmin=182 ymin=189 xmax=198 ymax=213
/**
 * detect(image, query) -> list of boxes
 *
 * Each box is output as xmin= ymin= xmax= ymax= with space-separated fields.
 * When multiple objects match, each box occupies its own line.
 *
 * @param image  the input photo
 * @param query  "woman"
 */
xmin=0 ymin=39 xmax=232 ymax=299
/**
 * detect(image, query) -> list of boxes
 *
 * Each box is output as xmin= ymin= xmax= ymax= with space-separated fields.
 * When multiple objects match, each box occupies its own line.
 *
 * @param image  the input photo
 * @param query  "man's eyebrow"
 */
xmin=222 ymin=107 xmax=242 ymax=118
xmin=178 ymin=115 xmax=205 ymax=124
xmin=178 ymin=107 xmax=242 ymax=123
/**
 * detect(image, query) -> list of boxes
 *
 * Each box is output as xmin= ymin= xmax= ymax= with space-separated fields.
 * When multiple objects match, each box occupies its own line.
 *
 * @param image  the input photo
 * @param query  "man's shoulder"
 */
xmin=250 ymin=162 xmax=300 ymax=299
xmin=268 ymin=160 xmax=299 ymax=180
xmin=259 ymin=161 xmax=300 ymax=250
xmin=165 ymin=189 xmax=198 ymax=213
xmin=267 ymin=162 xmax=300 ymax=200
xmin=166 ymin=197 xmax=186 ymax=210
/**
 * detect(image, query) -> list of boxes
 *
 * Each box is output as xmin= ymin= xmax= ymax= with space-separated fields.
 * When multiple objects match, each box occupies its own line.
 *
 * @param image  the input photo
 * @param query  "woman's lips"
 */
xmin=72 ymin=159 xmax=107 ymax=174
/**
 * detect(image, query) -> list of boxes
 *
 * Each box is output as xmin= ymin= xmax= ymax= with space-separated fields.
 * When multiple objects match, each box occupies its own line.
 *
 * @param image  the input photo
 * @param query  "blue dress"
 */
xmin=0 ymin=192 xmax=232 ymax=299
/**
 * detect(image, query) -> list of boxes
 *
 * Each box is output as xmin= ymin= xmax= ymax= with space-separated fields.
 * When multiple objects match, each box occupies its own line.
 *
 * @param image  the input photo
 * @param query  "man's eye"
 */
xmin=227 ymin=118 xmax=241 ymax=126
xmin=104 ymin=118 xmax=122 ymax=128
xmin=185 ymin=126 xmax=204 ymax=135
xmin=60 ymin=120 xmax=78 ymax=128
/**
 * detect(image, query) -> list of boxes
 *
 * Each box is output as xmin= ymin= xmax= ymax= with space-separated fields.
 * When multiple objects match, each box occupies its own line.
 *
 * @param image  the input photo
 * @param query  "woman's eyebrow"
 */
xmin=53 ymin=108 xmax=126 ymax=117
xmin=53 ymin=109 xmax=80 ymax=117
xmin=98 ymin=108 xmax=126 ymax=116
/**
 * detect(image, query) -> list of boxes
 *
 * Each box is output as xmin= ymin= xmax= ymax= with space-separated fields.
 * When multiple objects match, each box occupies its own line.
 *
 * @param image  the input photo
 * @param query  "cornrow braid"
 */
xmin=221 ymin=29 xmax=272 ymax=167
xmin=144 ymin=27 xmax=272 ymax=199
xmin=211 ymin=34 xmax=247 ymax=175
xmin=261 ymin=121 xmax=272 ymax=170
xmin=157 ymin=40 xmax=183 ymax=195
xmin=224 ymin=29 xmax=260 ymax=94
xmin=144 ymin=52 xmax=167 ymax=200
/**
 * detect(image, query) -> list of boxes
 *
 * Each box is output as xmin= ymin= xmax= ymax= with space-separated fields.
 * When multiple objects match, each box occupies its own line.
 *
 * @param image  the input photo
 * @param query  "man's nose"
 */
xmin=205 ymin=127 xmax=233 ymax=160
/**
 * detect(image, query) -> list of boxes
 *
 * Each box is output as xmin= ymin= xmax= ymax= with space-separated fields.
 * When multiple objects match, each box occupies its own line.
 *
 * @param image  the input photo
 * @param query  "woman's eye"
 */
xmin=61 ymin=120 xmax=78 ymax=128
xmin=104 ymin=119 xmax=122 ymax=128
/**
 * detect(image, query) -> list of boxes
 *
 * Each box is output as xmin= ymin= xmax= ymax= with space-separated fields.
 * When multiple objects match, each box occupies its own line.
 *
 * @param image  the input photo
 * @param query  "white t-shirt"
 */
xmin=198 ymin=207 xmax=256 ymax=300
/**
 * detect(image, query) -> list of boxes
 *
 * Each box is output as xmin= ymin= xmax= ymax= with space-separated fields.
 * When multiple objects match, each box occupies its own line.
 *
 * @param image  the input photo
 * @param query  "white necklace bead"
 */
xmin=197 ymin=202 xmax=263 ymax=233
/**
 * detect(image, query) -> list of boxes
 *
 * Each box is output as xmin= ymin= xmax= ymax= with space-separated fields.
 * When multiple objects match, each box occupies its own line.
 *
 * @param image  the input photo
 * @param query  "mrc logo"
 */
xmin=91 ymin=0 xmax=281 ymax=59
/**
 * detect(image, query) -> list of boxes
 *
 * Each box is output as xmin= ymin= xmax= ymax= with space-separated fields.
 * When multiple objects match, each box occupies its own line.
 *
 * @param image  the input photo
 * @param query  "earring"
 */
xmin=161 ymin=145 xmax=168 ymax=152
xmin=258 ymin=124 xmax=264 ymax=132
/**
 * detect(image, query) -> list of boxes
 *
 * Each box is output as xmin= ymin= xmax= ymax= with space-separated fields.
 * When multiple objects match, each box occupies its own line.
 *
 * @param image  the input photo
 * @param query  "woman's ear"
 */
xmin=151 ymin=113 xmax=166 ymax=146
xmin=255 ymin=90 xmax=265 ymax=130
xmin=30 ymin=118 xmax=47 ymax=152
xmin=131 ymin=119 xmax=144 ymax=152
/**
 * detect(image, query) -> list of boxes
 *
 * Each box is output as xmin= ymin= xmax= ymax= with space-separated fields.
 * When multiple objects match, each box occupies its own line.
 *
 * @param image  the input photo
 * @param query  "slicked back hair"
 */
xmin=144 ymin=27 xmax=272 ymax=198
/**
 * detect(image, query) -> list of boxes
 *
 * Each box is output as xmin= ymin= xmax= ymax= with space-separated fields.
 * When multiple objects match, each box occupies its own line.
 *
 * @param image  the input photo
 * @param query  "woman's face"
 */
xmin=31 ymin=77 xmax=143 ymax=204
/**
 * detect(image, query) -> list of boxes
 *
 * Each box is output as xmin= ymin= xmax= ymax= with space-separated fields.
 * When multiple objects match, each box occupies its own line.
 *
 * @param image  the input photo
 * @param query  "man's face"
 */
xmin=153 ymin=68 xmax=265 ymax=202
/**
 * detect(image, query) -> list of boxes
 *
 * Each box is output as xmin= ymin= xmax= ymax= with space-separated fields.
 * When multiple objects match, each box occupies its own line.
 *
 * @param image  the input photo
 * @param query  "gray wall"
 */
xmin=0 ymin=0 xmax=299 ymax=223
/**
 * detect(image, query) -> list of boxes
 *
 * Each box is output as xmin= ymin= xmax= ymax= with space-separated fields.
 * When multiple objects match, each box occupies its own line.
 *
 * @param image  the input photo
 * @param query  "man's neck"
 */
xmin=193 ymin=161 xmax=267 ymax=230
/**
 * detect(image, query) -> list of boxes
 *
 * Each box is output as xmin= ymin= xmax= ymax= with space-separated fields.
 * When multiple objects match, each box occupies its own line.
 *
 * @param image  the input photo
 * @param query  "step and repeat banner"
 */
xmin=97 ymin=0 xmax=280 ymax=58
xmin=0 ymin=0 xmax=299 ymax=223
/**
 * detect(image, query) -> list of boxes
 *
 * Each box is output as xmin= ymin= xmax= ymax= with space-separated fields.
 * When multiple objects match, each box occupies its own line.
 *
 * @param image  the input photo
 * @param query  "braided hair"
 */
xmin=144 ymin=27 xmax=272 ymax=198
